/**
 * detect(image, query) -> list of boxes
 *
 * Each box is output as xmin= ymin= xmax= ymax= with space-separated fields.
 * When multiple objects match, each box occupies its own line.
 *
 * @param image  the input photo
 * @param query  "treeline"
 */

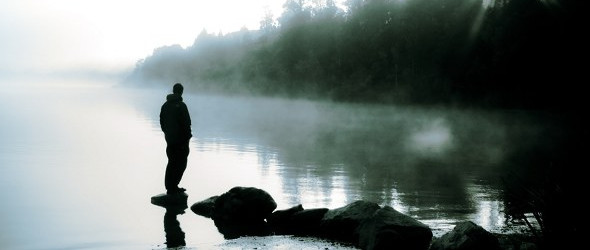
xmin=125 ymin=0 xmax=585 ymax=110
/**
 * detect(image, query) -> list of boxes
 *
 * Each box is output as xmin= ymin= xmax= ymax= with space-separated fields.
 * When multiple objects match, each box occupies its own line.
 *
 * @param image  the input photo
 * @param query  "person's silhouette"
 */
xmin=160 ymin=83 xmax=192 ymax=194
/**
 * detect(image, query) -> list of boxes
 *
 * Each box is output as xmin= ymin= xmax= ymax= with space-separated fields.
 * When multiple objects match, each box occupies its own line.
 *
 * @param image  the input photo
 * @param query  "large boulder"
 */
xmin=290 ymin=208 xmax=330 ymax=236
xmin=319 ymin=200 xmax=381 ymax=243
xmin=267 ymin=207 xmax=329 ymax=236
xmin=267 ymin=206 xmax=330 ymax=236
xmin=266 ymin=204 xmax=305 ymax=235
xmin=430 ymin=221 xmax=500 ymax=250
xmin=190 ymin=196 xmax=218 ymax=218
xmin=357 ymin=206 xmax=432 ymax=250
xmin=189 ymin=189 xmax=437 ymax=248
xmin=211 ymin=186 xmax=277 ymax=239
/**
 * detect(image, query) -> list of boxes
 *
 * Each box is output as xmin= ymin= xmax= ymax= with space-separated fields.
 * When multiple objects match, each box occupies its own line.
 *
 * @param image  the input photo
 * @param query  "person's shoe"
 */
xmin=167 ymin=187 xmax=186 ymax=195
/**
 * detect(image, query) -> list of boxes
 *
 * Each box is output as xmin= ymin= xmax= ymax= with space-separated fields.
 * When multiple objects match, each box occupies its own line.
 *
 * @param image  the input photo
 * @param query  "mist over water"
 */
xmin=0 ymin=80 xmax=549 ymax=249
xmin=137 ymin=85 xmax=542 ymax=233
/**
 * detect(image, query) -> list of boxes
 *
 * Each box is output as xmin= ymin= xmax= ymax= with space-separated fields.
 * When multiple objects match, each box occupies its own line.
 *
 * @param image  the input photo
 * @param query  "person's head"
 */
xmin=173 ymin=83 xmax=184 ymax=95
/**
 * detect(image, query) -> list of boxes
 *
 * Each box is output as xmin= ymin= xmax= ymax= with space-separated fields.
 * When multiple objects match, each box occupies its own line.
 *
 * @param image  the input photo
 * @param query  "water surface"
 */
xmin=0 ymin=80 xmax=545 ymax=249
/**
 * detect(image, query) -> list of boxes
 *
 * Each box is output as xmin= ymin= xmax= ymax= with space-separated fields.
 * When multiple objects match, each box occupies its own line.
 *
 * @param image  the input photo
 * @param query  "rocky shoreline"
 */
xmin=183 ymin=186 xmax=539 ymax=250
xmin=208 ymin=233 xmax=536 ymax=250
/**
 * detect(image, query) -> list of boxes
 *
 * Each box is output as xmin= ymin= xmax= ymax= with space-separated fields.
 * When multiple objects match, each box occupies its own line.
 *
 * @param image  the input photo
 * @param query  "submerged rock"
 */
xmin=151 ymin=192 xmax=188 ymax=208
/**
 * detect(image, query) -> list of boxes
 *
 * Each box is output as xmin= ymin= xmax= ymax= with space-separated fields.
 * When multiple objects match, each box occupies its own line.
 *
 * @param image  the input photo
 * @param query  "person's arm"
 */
xmin=180 ymin=103 xmax=192 ymax=139
xmin=159 ymin=105 xmax=166 ymax=133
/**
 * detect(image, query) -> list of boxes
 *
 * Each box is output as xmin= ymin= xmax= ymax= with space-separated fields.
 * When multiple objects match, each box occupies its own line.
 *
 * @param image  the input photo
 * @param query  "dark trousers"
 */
xmin=165 ymin=142 xmax=189 ymax=191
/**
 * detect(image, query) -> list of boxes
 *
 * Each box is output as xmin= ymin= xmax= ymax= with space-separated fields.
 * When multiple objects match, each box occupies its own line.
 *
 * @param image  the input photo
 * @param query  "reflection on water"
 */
xmin=150 ymin=193 xmax=189 ymax=248
xmin=151 ymin=86 xmax=543 ymax=236
xmin=163 ymin=208 xmax=186 ymax=248
xmin=0 ymin=81 xmax=549 ymax=249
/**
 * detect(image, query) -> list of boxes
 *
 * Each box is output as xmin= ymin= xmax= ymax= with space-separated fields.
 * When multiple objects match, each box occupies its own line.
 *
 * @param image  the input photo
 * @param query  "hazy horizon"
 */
xmin=1 ymin=0 xmax=311 ymax=81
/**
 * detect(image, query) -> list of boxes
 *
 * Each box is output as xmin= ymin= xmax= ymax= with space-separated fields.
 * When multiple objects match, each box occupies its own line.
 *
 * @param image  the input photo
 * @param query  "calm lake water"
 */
xmin=0 ymin=80 xmax=546 ymax=249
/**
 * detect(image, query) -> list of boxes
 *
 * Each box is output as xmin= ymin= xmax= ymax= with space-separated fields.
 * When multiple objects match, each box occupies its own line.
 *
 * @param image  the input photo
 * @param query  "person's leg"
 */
xmin=165 ymin=144 xmax=178 ymax=192
xmin=166 ymin=143 xmax=189 ymax=193
xmin=173 ymin=142 xmax=189 ymax=190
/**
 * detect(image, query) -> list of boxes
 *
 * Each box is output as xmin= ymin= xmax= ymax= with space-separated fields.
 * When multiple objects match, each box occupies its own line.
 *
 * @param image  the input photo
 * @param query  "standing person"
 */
xmin=160 ymin=83 xmax=192 ymax=194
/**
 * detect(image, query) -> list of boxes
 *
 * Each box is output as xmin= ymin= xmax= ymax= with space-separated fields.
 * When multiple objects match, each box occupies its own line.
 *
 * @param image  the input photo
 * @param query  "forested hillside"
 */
xmin=125 ymin=0 xmax=584 ymax=110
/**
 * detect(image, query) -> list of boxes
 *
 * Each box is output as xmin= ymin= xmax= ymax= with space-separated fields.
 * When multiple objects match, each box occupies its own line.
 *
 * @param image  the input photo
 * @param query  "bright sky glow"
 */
xmin=0 ymin=0 xmax=284 ymax=76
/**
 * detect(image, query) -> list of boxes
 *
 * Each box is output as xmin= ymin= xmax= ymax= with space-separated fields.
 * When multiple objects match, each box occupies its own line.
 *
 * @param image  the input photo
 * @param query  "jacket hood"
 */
xmin=166 ymin=93 xmax=183 ymax=102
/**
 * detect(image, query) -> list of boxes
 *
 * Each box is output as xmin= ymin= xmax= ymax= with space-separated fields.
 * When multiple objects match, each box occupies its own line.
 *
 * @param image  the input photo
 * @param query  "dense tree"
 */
xmin=260 ymin=9 xmax=278 ymax=34
xmin=125 ymin=0 xmax=584 ymax=110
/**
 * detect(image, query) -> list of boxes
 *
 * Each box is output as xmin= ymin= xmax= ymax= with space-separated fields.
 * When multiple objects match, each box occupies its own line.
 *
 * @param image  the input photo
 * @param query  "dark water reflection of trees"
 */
xmin=200 ymin=95 xmax=554 ymax=208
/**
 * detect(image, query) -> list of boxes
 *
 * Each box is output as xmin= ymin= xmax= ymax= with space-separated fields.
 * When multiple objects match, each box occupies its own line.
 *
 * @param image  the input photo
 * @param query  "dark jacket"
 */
xmin=160 ymin=94 xmax=192 ymax=144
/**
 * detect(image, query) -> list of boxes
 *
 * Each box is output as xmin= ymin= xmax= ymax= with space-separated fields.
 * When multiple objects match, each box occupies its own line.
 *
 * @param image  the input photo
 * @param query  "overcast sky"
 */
xmin=0 ymin=0 xmax=285 ymax=78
